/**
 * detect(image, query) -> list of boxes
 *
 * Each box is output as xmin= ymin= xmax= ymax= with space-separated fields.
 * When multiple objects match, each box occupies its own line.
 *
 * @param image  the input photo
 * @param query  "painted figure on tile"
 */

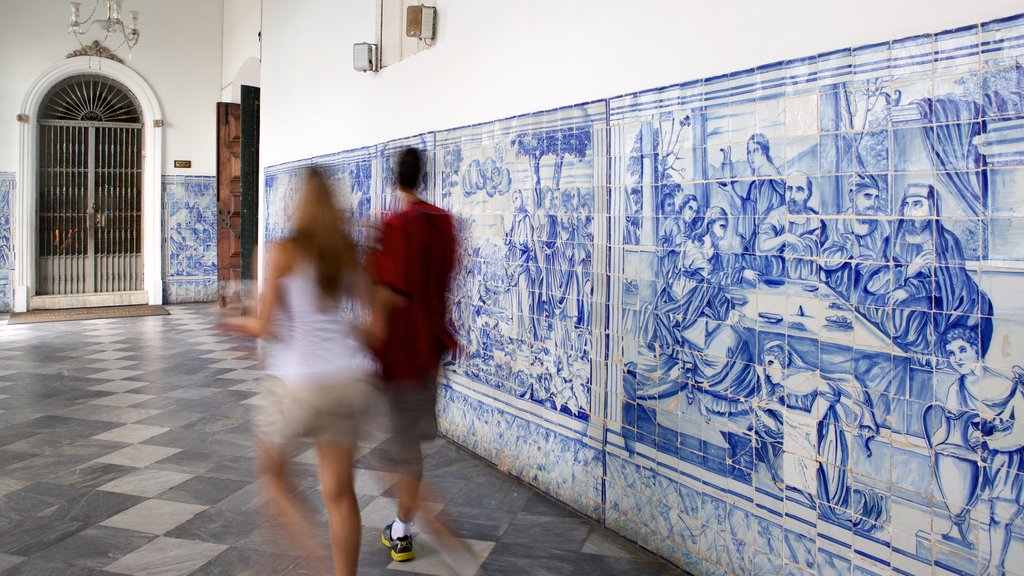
xmin=504 ymin=189 xmax=542 ymax=341
xmin=625 ymin=184 xmax=642 ymax=245
xmin=860 ymin=184 xmax=994 ymax=360
xmin=758 ymin=341 xmax=887 ymax=533
xmin=536 ymin=186 xmax=564 ymax=324
xmin=821 ymin=173 xmax=889 ymax=300
xmin=718 ymin=133 xmax=786 ymax=254
xmin=748 ymin=365 xmax=786 ymax=489
xmin=927 ymin=327 xmax=1024 ymax=574
xmin=561 ymin=186 xmax=592 ymax=331
xmin=685 ymin=206 xmax=760 ymax=288
xmin=0 ymin=178 xmax=13 ymax=270
xmin=628 ymin=207 xmax=760 ymax=419
xmin=756 ymin=171 xmax=821 ymax=280
xmin=660 ymin=192 xmax=701 ymax=250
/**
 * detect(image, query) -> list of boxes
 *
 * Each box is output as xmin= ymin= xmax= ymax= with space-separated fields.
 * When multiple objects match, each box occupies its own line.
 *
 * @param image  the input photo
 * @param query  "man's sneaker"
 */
xmin=381 ymin=523 xmax=415 ymax=561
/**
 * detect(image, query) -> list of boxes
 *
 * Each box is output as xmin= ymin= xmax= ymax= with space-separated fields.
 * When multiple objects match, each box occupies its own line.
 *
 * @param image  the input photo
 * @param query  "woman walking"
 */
xmin=222 ymin=168 xmax=379 ymax=576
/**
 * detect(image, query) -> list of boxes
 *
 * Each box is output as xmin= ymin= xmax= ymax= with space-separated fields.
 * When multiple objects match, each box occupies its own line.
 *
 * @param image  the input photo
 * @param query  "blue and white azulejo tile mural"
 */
xmin=163 ymin=175 xmax=217 ymax=303
xmin=0 ymin=173 xmax=15 ymax=312
xmin=263 ymin=14 xmax=1024 ymax=576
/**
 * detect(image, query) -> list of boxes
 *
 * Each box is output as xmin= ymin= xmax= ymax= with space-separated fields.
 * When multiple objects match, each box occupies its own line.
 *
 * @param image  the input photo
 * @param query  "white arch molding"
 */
xmin=14 ymin=56 xmax=164 ymax=312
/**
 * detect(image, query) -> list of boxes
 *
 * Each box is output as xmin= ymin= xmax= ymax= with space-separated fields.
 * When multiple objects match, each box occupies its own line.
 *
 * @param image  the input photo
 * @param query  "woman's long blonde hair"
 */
xmin=287 ymin=168 xmax=358 ymax=299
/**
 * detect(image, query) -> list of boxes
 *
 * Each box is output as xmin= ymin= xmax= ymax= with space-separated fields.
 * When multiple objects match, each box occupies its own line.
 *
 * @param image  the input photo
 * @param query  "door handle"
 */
xmin=219 ymin=208 xmax=232 ymax=230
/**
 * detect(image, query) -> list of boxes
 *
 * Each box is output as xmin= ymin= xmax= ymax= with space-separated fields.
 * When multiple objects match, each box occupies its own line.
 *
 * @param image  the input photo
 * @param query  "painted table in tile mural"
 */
xmin=606 ymin=17 xmax=1024 ymax=576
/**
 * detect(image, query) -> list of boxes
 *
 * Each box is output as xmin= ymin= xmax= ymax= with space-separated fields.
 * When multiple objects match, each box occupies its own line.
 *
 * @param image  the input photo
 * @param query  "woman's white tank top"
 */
xmin=263 ymin=263 xmax=376 ymax=385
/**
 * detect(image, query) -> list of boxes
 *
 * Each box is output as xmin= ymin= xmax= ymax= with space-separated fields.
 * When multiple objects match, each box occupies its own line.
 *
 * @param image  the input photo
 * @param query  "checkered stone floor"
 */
xmin=0 ymin=304 xmax=686 ymax=576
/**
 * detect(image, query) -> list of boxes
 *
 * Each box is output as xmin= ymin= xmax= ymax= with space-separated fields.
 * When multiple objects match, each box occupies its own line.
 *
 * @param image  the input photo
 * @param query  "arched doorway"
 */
xmin=14 ymin=57 xmax=164 ymax=312
xmin=36 ymin=75 xmax=144 ymax=297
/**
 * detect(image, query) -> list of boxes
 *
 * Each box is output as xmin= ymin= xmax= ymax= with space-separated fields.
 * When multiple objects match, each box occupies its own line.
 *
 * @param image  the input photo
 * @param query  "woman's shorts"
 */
xmin=253 ymin=373 xmax=385 ymax=448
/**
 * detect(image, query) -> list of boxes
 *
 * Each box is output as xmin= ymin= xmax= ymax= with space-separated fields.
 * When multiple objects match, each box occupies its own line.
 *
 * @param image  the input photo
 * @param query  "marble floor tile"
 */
xmin=185 ymin=546 xmax=298 ymax=576
xmin=497 ymin=512 xmax=593 ymax=553
xmin=0 ymin=516 xmax=87 ymax=557
xmin=0 ymin=553 xmax=24 ymax=570
xmin=103 ymin=536 xmax=227 ymax=576
xmin=58 ymin=404 xmax=165 ymax=425
xmin=87 ymin=360 xmax=142 ymax=370
xmin=433 ymin=506 xmax=516 ymax=541
xmin=478 ymin=542 xmax=579 ymax=576
xmin=95 ymin=444 xmax=182 ymax=468
xmin=570 ymin=552 xmax=682 ymax=575
xmin=86 ymin=369 xmax=145 ymax=381
xmin=385 ymin=534 xmax=494 ymax=576
xmin=90 ymin=393 xmax=158 ymax=408
xmin=354 ymin=469 xmax=401 ymax=497
xmin=88 ymin=380 xmax=149 ymax=394
xmin=101 ymin=499 xmax=208 ymax=535
xmin=165 ymin=508 xmax=264 ymax=546
xmin=44 ymin=489 xmax=145 ymax=524
xmin=97 ymin=469 xmax=195 ymax=498
xmin=34 ymin=525 xmax=155 ymax=569
xmin=94 ymin=424 xmax=171 ymax=444
xmin=0 ymin=557 xmax=99 ymax=575
xmin=155 ymin=475 xmax=251 ymax=507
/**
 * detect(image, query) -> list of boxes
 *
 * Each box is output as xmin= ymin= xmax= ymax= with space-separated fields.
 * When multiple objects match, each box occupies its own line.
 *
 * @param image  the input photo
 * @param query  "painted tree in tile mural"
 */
xmin=498 ymin=126 xmax=594 ymax=419
xmin=511 ymin=127 xmax=591 ymax=209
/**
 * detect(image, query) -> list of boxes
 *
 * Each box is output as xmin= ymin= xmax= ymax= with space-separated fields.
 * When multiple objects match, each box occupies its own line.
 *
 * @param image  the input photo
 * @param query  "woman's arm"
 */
xmin=221 ymin=243 xmax=290 ymax=339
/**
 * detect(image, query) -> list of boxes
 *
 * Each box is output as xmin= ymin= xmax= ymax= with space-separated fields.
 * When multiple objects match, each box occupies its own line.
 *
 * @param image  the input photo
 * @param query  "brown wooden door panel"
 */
xmin=217 ymin=102 xmax=243 ymax=308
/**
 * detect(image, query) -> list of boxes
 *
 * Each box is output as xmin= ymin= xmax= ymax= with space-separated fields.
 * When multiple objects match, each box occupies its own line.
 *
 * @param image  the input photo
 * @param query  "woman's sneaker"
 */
xmin=381 ymin=523 xmax=415 ymax=561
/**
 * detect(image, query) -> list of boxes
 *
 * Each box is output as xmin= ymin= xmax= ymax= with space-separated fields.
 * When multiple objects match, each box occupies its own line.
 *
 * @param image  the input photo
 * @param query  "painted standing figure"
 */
xmin=718 ymin=133 xmax=786 ymax=255
xmin=504 ymin=189 xmax=542 ymax=342
xmin=821 ymin=173 xmax=889 ymax=300
xmin=933 ymin=327 xmax=1024 ymax=574
xmin=860 ymin=184 xmax=993 ymax=359
xmin=756 ymin=171 xmax=821 ymax=280
xmin=758 ymin=341 xmax=888 ymax=533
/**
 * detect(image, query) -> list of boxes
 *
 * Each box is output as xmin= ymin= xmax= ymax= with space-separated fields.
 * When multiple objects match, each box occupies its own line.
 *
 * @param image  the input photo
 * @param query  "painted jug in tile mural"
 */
xmin=260 ymin=15 xmax=1024 ymax=576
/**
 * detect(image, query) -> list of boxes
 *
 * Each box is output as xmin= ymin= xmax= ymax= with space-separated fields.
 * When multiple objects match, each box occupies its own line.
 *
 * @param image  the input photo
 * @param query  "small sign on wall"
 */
xmin=174 ymin=160 xmax=192 ymax=168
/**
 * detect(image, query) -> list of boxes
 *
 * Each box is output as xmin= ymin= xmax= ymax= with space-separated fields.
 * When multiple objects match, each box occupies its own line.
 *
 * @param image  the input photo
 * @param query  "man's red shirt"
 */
xmin=369 ymin=198 xmax=457 ymax=384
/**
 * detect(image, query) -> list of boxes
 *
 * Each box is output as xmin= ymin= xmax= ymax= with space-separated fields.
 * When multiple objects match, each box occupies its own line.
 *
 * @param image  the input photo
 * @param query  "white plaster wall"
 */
xmin=221 ymin=0 xmax=262 ymax=102
xmin=0 ymin=0 xmax=224 ymax=175
xmin=260 ymin=0 xmax=1024 ymax=167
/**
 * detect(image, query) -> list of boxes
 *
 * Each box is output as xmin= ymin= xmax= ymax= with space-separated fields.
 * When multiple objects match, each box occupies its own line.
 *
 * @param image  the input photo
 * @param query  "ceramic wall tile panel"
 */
xmin=162 ymin=176 xmax=217 ymax=304
xmin=261 ymin=13 xmax=1024 ymax=576
xmin=435 ymin=103 xmax=605 ymax=426
xmin=0 ymin=173 xmax=14 ymax=312
xmin=605 ymin=13 xmax=1024 ymax=576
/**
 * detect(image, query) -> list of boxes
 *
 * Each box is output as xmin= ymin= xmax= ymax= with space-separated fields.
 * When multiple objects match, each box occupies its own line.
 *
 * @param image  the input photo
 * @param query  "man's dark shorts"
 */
xmin=382 ymin=372 xmax=438 ymax=479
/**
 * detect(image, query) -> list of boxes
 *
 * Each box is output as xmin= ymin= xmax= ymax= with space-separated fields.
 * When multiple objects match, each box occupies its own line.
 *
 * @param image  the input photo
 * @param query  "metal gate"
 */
xmin=36 ymin=76 xmax=143 ymax=296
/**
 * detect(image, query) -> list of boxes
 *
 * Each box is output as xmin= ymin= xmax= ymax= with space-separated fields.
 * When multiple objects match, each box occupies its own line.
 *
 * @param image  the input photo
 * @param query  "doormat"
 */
xmin=7 ymin=305 xmax=170 ymax=325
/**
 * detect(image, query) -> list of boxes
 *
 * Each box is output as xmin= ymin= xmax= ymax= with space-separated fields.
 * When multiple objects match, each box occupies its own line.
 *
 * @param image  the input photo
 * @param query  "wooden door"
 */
xmin=216 ymin=102 xmax=242 ymax=308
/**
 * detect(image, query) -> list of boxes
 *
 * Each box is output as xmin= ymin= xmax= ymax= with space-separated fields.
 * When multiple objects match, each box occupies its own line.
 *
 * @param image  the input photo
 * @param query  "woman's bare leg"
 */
xmin=259 ymin=440 xmax=330 ymax=574
xmin=317 ymin=442 xmax=360 ymax=576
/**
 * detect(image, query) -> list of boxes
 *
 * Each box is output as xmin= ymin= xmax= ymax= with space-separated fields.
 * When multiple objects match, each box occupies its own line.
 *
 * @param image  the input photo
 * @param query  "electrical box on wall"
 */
xmin=353 ymin=42 xmax=379 ymax=72
xmin=406 ymin=5 xmax=435 ymax=39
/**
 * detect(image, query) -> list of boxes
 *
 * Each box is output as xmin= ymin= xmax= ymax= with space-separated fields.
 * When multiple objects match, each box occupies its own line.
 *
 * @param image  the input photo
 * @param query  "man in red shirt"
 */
xmin=368 ymin=147 xmax=457 ymax=564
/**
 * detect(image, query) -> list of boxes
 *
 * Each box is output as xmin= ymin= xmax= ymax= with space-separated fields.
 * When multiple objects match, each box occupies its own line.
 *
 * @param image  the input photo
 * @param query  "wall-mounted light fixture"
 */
xmin=405 ymin=5 xmax=436 ymax=40
xmin=353 ymin=42 xmax=380 ymax=72
xmin=67 ymin=1 xmax=141 ymax=60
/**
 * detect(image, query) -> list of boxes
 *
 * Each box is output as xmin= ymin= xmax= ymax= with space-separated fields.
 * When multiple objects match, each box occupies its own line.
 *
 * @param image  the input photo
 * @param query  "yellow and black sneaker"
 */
xmin=381 ymin=523 xmax=415 ymax=562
